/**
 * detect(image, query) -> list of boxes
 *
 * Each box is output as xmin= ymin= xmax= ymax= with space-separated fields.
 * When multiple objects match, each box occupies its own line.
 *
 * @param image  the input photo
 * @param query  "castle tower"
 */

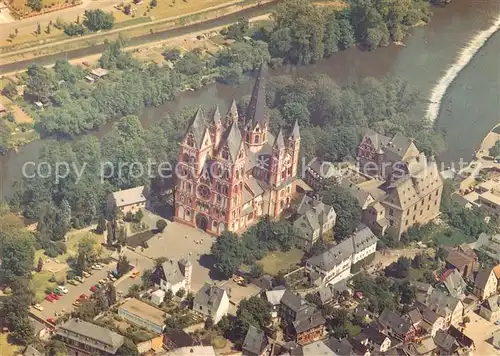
xmin=180 ymin=259 xmax=192 ymax=292
xmin=210 ymin=106 xmax=223 ymax=150
xmin=244 ymin=62 xmax=269 ymax=153
xmin=226 ymin=100 xmax=239 ymax=127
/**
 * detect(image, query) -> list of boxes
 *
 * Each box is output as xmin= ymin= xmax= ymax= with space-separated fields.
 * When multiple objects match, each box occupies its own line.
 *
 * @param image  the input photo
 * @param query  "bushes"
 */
xmin=64 ymin=23 xmax=86 ymax=36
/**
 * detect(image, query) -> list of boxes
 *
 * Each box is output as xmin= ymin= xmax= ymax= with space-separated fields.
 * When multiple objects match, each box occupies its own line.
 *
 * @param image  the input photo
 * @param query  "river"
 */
xmin=1 ymin=0 xmax=499 ymax=197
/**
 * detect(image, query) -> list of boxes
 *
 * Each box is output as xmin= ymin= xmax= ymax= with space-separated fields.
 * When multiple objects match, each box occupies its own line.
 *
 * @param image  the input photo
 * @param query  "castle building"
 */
xmin=174 ymin=64 xmax=301 ymax=235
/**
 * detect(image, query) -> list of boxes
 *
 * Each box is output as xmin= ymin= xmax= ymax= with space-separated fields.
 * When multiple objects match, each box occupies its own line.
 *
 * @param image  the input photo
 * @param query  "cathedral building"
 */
xmin=174 ymin=65 xmax=301 ymax=235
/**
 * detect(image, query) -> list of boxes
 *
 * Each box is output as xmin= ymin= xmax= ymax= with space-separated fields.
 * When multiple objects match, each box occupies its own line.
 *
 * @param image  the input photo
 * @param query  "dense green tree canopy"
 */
xmin=83 ymin=9 xmax=115 ymax=32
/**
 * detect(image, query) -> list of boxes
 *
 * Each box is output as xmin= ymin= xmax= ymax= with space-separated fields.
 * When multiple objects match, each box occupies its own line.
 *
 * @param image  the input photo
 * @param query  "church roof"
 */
xmin=224 ymin=121 xmax=242 ymax=163
xmin=246 ymin=62 xmax=268 ymax=129
xmin=212 ymin=106 xmax=221 ymax=126
xmin=273 ymin=128 xmax=285 ymax=149
xmin=187 ymin=107 xmax=208 ymax=149
xmin=290 ymin=120 xmax=300 ymax=139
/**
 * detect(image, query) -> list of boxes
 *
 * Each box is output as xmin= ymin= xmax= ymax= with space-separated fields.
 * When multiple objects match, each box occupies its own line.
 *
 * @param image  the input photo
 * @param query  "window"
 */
xmin=254 ymin=135 xmax=260 ymax=144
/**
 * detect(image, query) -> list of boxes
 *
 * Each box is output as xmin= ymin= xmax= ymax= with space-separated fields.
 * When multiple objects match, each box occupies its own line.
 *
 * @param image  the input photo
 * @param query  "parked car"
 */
xmin=495 ymin=320 xmax=500 ymax=325
xmin=94 ymin=264 xmax=102 ymax=270
xmin=130 ymin=271 xmax=140 ymax=279
xmin=53 ymin=289 xmax=64 ymax=296
xmin=58 ymin=286 xmax=69 ymax=294
xmin=82 ymin=271 xmax=91 ymax=278
xmin=78 ymin=294 xmax=89 ymax=301
xmin=74 ymin=276 xmax=84 ymax=283
xmin=68 ymin=279 xmax=78 ymax=286
xmin=46 ymin=317 xmax=56 ymax=324
xmin=72 ymin=300 xmax=80 ymax=307
xmin=98 ymin=279 xmax=106 ymax=285
xmin=49 ymin=293 xmax=60 ymax=300
xmin=33 ymin=304 xmax=44 ymax=311
xmin=90 ymin=285 xmax=98 ymax=292
xmin=45 ymin=295 xmax=54 ymax=302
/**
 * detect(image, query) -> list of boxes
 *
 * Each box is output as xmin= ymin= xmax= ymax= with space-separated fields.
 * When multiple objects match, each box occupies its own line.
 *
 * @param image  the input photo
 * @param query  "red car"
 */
xmin=46 ymin=317 xmax=56 ymax=324
xmin=79 ymin=294 xmax=89 ymax=301
xmin=45 ymin=295 xmax=54 ymax=302
xmin=90 ymin=285 xmax=98 ymax=292
xmin=49 ymin=293 xmax=60 ymax=300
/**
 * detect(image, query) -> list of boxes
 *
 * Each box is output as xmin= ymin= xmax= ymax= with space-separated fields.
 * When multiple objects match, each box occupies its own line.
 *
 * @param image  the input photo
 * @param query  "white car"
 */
xmin=33 ymin=304 xmax=44 ymax=311
xmin=94 ymin=264 xmax=102 ymax=270
xmin=57 ymin=286 xmax=68 ymax=294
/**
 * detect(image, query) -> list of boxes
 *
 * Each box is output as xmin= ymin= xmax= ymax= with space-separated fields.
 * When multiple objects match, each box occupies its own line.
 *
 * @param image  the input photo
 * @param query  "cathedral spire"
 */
xmin=273 ymin=128 xmax=285 ymax=149
xmin=212 ymin=105 xmax=222 ymax=126
xmin=246 ymin=62 xmax=268 ymax=128
xmin=186 ymin=107 xmax=208 ymax=148
xmin=226 ymin=100 xmax=239 ymax=125
xmin=290 ymin=120 xmax=300 ymax=140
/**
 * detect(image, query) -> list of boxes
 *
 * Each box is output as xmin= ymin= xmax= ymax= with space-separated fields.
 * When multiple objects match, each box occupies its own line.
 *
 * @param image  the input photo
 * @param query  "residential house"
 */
xmin=294 ymin=195 xmax=336 ymax=251
xmin=290 ymin=340 xmax=335 ymax=356
xmin=340 ymin=178 xmax=376 ymax=210
xmin=433 ymin=329 xmax=458 ymax=355
xmin=492 ymin=329 xmax=500 ymax=349
xmin=23 ymin=346 xmax=44 ymax=356
xmin=417 ymin=287 xmax=464 ymax=327
xmin=90 ymin=67 xmax=109 ymax=79
xmin=475 ymin=232 xmax=500 ymax=262
xmin=473 ymin=267 xmax=497 ymax=300
xmin=152 ymin=259 xmax=192 ymax=294
xmin=353 ymin=325 xmax=392 ymax=353
xmin=442 ymin=244 xmax=478 ymax=280
xmin=406 ymin=336 xmax=437 ymax=356
xmin=118 ymin=298 xmax=167 ymax=334
xmin=305 ymin=159 xmax=348 ymax=191
xmin=163 ymin=330 xmax=198 ymax=351
xmin=264 ymin=286 xmax=286 ymax=318
xmin=55 ymin=319 xmax=124 ymax=355
xmin=377 ymin=308 xmax=418 ymax=343
xmin=292 ymin=311 xmax=326 ymax=345
xmin=164 ymin=346 xmax=216 ymax=356
xmin=447 ymin=325 xmax=475 ymax=354
xmin=314 ymin=285 xmax=335 ymax=306
xmin=439 ymin=269 xmax=467 ymax=298
xmin=479 ymin=294 xmax=500 ymax=322
xmin=242 ymin=326 xmax=269 ymax=356
xmin=192 ymin=283 xmax=229 ymax=323
xmin=416 ymin=305 xmax=445 ymax=337
xmin=474 ymin=179 xmax=500 ymax=218
xmin=279 ymin=289 xmax=314 ymax=325
xmin=305 ymin=225 xmax=377 ymax=286
xmin=326 ymin=337 xmax=370 ymax=356
xmin=107 ymin=186 xmax=147 ymax=216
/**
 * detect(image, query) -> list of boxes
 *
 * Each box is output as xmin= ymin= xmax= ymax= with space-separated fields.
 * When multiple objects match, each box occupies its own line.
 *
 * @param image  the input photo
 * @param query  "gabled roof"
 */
xmin=281 ymin=289 xmax=308 ymax=313
xmin=242 ymin=326 xmax=268 ymax=355
xmin=292 ymin=311 xmax=326 ymax=333
xmin=57 ymin=319 xmax=124 ymax=354
xmin=187 ymin=108 xmax=209 ymax=149
xmin=326 ymin=338 xmax=354 ymax=355
xmin=442 ymin=269 xmax=467 ymax=298
xmin=306 ymin=237 xmax=354 ymax=271
xmin=417 ymin=287 xmax=461 ymax=317
xmin=355 ymin=325 xmax=389 ymax=347
xmin=352 ymin=225 xmax=378 ymax=254
xmin=482 ymin=295 xmax=500 ymax=312
xmin=378 ymin=308 xmax=412 ymax=338
xmin=223 ymin=121 xmax=243 ymax=162
xmin=158 ymin=259 xmax=188 ymax=285
xmin=291 ymin=340 xmax=334 ymax=356
xmin=265 ymin=286 xmax=286 ymax=305
xmin=474 ymin=268 xmax=494 ymax=292
xmin=194 ymin=283 xmax=227 ymax=311
xmin=360 ymin=128 xmax=391 ymax=153
xmin=384 ymin=132 xmax=415 ymax=160
xmin=245 ymin=62 xmax=268 ymax=129
xmin=433 ymin=330 xmax=456 ymax=352
xmin=112 ymin=186 xmax=146 ymax=207
xmin=273 ymin=128 xmax=285 ymax=149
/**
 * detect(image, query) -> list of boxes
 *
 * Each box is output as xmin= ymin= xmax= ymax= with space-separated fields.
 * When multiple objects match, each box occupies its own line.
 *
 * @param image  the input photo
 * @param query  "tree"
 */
xmin=117 ymin=339 xmax=139 ymax=356
xmin=37 ymin=257 xmax=43 ymax=272
xmin=385 ymin=257 xmax=411 ymax=279
xmin=116 ymin=255 xmax=131 ymax=277
xmin=233 ymin=296 xmax=272 ymax=345
xmin=107 ymin=283 xmax=117 ymax=305
xmin=36 ymin=23 xmax=41 ymax=35
xmin=128 ymin=284 xmax=141 ymax=298
xmin=490 ymin=140 xmax=500 ymax=157
xmin=141 ymin=269 xmax=154 ymax=289
xmin=0 ymin=233 xmax=35 ymax=285
xmin=83 ymin=9 xmax=115 ymax=32
xmin=11 ymin=317 xmax=35 ymax=345
xmin=154 ymin=256 xmax=168 ymax=268
xmin=204 ymin=316 xmax=214 ymax=330
xmin=321 ymin=181 xmax=362 ymax=239
xmin=225 ymin=17 xmax=249 ymax=40
xmin=26 ymin=64 xmax=56 ymax=102
xmin=176 ymin=288 xmax=186 ymax=298
xmin=269 ymin=0 xmax=325 ymax=64
xmin=156 ymin=219 xmax=167 ymax=232
xmin=2 ymin=82 xmax=18 ymax=99
xmin=249 ymin=263 xmax=264 ymax=279
xmin=64 ymin=23 xmax=86 ymax=36
xmin=118 ymin=225 xmax=127 ymax=246
xmin=96 ymin=215 xmax=107 ymax=234
xmin=463 ymin=316 xmax=470 ymax=325
xmin=76 ymin=15 xmax=80 ymax=24
xmin=211 ymin=231 xmax=245 ymax=279
xmin=46 ymin=24 xmax=51 ymax=34
xmin=28 ymin=0 xmax=42 ymax=11
xmin=47 ymin=340 xmax=68 ymax=356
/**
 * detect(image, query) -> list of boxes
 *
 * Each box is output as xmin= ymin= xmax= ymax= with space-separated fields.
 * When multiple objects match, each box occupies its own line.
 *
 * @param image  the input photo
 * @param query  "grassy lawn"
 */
xmin=31 ymin=270 xmax=67 ymax=302
xmin=258 ymin=248 xmax=304 ymax=275
xmin=422 ymin=225 xmax=475 ymax=246
xmin=114 ymin=0 xmax=237 ymax=23
xmin=0 ymin=333 xmax=22 ymax=356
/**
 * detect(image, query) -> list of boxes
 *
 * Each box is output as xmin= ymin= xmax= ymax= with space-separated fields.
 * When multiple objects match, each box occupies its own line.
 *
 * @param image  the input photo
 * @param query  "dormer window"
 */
xmin=254 ymin=135 xmax=260 ymax=144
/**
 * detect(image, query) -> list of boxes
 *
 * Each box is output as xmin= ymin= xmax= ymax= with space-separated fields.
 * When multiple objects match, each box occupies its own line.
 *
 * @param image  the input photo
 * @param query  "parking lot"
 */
xmin=461 ymin=311 xmax=500 ymax=355
xmin=31 ymin=262 xmax=116 ymax=320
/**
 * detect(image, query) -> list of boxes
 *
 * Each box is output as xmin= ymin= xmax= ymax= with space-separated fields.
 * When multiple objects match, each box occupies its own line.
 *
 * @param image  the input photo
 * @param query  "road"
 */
xmin=30 ymin=261 xmax=116 ymax=320
xmin=0 ymin=2 xmax=275 ymax=74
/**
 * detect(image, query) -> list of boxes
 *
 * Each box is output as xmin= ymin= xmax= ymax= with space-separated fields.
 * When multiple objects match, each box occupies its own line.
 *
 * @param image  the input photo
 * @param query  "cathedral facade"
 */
xmin=174 ymin=65 xmax=301 ymax=235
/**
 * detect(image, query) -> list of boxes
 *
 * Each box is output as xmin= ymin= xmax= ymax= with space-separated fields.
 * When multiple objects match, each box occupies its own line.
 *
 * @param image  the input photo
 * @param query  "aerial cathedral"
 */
xmin=174 ymin=64 xmax=301 ymax=235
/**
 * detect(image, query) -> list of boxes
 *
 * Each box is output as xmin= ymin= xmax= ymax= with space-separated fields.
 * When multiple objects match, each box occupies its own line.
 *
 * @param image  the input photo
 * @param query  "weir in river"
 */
xmin=426 ymin=14 xmax=500 ymax=123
